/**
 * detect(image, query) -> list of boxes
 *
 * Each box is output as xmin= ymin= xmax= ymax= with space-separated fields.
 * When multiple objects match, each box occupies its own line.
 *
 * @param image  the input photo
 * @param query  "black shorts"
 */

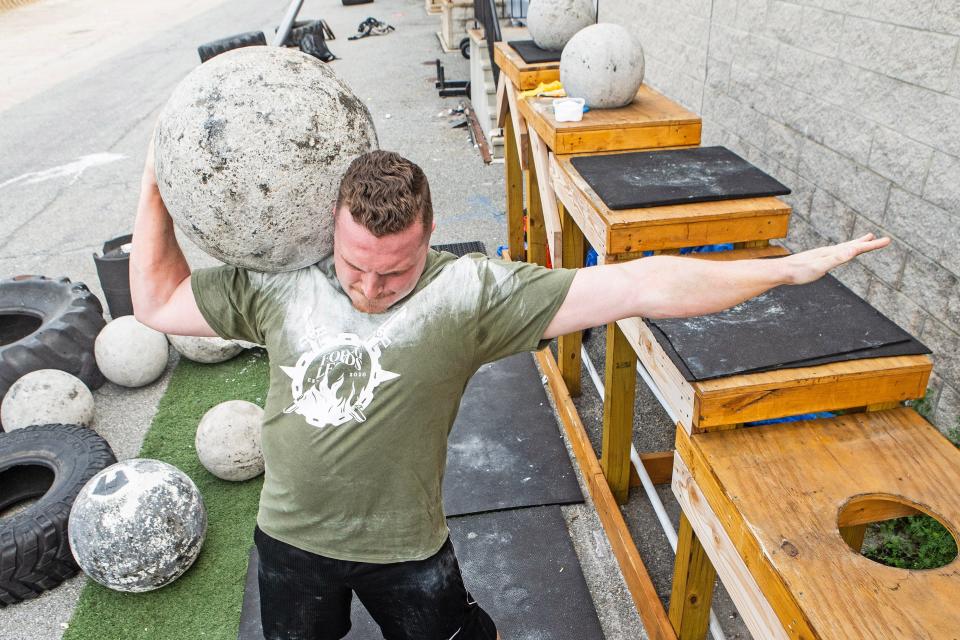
xmin=254 ymin=527 xmax=498 ymax=640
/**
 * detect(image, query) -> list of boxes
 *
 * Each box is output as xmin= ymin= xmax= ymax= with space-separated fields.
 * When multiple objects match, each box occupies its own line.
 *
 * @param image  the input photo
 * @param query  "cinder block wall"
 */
xmin=601 ymin=0 xmax=960 ymax=434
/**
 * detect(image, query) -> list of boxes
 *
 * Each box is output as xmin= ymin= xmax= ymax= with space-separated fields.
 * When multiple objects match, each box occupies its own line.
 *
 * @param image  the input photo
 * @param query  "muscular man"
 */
xmin=131 ymin=147 xmax=889 ymax=640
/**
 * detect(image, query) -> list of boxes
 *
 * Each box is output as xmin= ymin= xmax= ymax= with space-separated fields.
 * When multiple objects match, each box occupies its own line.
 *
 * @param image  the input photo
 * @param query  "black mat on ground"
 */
xmin=507 ymin=39 xmax=562 ymax=63
xmin=239 ymin=506 xmax=604 ymax=640
xmin=444 ymin=353 xmax=583 ymax=516
xmin=570 ymin=146 xmax=792 ymax=210
xmin=648 ymin=275 xmax=930 ymax=381
xmin=432 ymin=241 xmax=487 ymax=257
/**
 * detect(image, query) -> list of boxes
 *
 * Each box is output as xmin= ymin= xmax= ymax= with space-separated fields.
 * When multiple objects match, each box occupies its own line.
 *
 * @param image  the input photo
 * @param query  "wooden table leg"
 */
xmin=601 ymin=322 xmax=637 ymax=504
xmin=669 ymin=512 xmax=718 ymax=640
xmin=525 ymin=142 xmax=548 ymax=267
xmin=504 ymin=114 xmax=525 ymax=262
xmin=558 ymin=202 xmax=584 ymax=396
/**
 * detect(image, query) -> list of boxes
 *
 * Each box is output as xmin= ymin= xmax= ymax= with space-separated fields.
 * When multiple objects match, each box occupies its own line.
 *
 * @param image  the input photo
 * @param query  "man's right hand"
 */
xmin=129 ymin=133 xmax=217 ymax=338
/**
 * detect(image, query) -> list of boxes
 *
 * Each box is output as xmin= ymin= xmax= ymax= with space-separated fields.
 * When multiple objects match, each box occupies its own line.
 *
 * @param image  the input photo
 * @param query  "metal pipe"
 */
xmin=272 ymin=0 xmax=306 ymax=47
xmin=579 ymin=345 xmax=728 ymax=640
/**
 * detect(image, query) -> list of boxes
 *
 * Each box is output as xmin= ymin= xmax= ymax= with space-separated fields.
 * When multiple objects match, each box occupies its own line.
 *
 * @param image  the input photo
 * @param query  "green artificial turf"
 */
xmin=63 ymin=350 xmax=269 ymax=640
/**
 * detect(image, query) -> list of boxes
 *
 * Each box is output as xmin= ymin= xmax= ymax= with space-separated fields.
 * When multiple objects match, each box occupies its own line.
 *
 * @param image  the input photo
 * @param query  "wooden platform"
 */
xmin=551 ymin=152 xmax=792 ymax=263
xmin=673 ymin=408 xmax=960 ymax=639
xmin=493 ymin=40 xmax=560 ymax=91
xmin=616 ymin=314 xmax=933 ymax=434
xmin=517 ymin=85 xmax=702 ymax=155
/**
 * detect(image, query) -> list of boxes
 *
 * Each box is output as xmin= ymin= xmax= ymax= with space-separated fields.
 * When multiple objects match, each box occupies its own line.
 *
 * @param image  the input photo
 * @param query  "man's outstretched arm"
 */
xmin=129 ymin=142 xmax=216 ymax=337
xmin=543 ymin=234 xmax=890 ymax=340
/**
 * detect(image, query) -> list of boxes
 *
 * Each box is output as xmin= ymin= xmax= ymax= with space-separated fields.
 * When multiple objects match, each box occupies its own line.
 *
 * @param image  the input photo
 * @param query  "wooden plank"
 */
xmin=672 ymin=452 xmax=791 ymax=640
xmin=601 ymin=322 xmax=637 ymax=504
xmin=518 ymin=85 xmax=702 ymax=154
xmin=838 ymin=524 xmax=867 ymax=552
xmin=495 ymin=71 xmax=508 ymax=128
xmin=668 ymin=512 xmax=718 ymax=640
xmin=493 ymin=40 xmax=560 ymax=91
xmin=836 ymin=495 xmax=922 ymax=527
xmin=631 ymin=450 xmax=675 ymax=486
xmin=504 ymin=80 xmax=529 ymax=171
xmin=504 ymin=115 xmax=525 ymax=262
xmin=693 ymin=356 xmax=933 ymax=431
xmin=619 ymin=316 xmax=697 ymax=431
xmin=557 ymin=202 xmax=584 ymax=396
xmin=525 ymin=140 xmax=548 ymax=267
xmin=534 ymin=346 xmax=679 ymax=640
xmin=678 ymin=409 xmax=960 ymax=639
xmin=527 ymin=126 xmax=562 ymax=267
xmin=550 ymin=152 xmax=611 ymax=259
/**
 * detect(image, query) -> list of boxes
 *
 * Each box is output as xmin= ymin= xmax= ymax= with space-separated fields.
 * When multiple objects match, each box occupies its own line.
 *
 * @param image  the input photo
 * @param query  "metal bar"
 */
xmin=271 ymin=0 xmax=306 ymax=47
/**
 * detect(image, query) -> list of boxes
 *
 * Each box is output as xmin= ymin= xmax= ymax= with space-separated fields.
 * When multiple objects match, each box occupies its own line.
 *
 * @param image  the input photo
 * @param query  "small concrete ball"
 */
xmin=0 ymin=369 xmax=94 ymax=431
xmin=155 ymin=46 xmax=379 ymax=272
xmin=195 ymin=400 xmax=264 ymax=481
xmin=527 ymin=0 xmax=596 ymax=51
xmin=561 ymin=23 xmax=646 ymax=109
xmin=68 ymin=458 xmax=207 ymax=592
xmin=94 ymin=316 xmax=169 ymax=388
xmin=168 ymin=334 xmax=243 ymax=364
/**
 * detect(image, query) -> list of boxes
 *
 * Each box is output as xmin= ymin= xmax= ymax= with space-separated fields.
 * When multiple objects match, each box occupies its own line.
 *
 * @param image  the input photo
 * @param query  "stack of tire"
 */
xmin=0 ymin=276 xmax=117 ymax=605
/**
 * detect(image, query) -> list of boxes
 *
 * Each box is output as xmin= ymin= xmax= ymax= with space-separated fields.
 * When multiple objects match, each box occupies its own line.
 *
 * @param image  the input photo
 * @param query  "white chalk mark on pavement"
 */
xmin=0 ymin=153 xmax=126 ymax=190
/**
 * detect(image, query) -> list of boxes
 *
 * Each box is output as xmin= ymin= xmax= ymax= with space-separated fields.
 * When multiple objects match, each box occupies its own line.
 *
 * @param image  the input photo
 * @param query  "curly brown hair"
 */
xmin=335 ymin=150 xmax=433 ymax=238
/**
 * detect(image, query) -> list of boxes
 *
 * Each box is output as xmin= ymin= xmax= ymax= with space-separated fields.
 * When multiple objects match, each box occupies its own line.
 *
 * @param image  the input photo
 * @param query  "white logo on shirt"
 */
xmin=280 ymin=310 xmax=404 ymax=428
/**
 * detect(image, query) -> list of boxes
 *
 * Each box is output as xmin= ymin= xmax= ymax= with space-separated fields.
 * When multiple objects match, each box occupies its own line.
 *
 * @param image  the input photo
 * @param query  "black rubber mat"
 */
xmin=570 ymin=146 xmax=791 ymax=210
xmin=648 ymin=275 xmax=930 ymax=381
xmin=444 ymin=353 xmax=583 ymax=517
xmin=239 ymin=506 xmax=604 ymax=640
xmin=507 ymin=39 xmax=562 ymax=63
xmin=431 ymin=241 xmax=487 ymax=257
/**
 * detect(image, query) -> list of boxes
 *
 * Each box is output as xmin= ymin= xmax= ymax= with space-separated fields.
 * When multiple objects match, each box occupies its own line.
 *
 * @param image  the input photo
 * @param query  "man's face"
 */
xmin=333 ymin=206 xmax=433 ymax=314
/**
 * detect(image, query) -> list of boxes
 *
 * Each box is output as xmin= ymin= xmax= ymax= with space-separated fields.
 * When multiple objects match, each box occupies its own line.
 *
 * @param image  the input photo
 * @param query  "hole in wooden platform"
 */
xmin=838 ymin=494 xmax=959 ymax=570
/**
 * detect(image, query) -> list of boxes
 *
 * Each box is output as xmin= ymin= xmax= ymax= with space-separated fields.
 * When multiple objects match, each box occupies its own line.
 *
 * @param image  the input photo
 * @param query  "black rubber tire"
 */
xmin=0 ymin=424 xmax=117 ymax=606
xmin=0 ymin=276 xmax=106 ymax=431
xmin=197 ymin=31 xmax=267 ymax=64
xmin=460 ymin=37 xmax=470 ymax=59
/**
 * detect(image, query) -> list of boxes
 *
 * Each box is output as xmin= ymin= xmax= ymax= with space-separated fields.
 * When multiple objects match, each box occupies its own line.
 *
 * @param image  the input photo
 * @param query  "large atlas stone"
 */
xmin=561 ymin=23 xmax=645 ymax=109
xmin=526 ymin=0 xmax=596 ymax=52
xmin=168 ymin=334 xmax=243 ymax=364
xmin=154 ymin=46 xmax=378 ymax=272
xmin=0 ymin=369 xmax=95 ymax=431
xmin=94 ymin=316 xmax=169 ymax=387
xmin=195 ymin=400 xmax=264 ymax=481
xmin=68 ymin=459 xmax=207 ymax=592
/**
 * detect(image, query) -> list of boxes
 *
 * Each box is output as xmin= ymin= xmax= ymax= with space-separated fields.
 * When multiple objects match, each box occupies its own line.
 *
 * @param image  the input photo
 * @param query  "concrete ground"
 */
xmin=0 ymin=1 xmax=744 ymax=638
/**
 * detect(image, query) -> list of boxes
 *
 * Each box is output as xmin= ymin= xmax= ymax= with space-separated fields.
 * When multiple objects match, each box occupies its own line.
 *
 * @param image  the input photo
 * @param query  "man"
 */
xmin=131 ymin=148 xmax=889 ymax=640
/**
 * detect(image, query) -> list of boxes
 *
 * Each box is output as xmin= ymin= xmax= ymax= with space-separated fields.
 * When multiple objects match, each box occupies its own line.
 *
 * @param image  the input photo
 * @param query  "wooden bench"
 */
xmin=671 ymin=408 xmax=960 ymax=639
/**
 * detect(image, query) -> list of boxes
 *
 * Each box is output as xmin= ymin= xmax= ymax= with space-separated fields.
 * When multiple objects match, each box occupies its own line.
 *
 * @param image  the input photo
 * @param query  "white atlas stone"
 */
xmin=68 ymin=459 xmax=207 ymax=592
xmin=94 ymin=316 xmax=169 ymax=387
xmin=0 ymin=369 xmax=94 ymax=431
xmin=154 ymin=46 xmax=378 ymax=272
xmin=195 ymin=400 xmax=264 ymax=481
xmin=526 ymin=0 xmax=596 ymax=52
xmin=560 ymin=23 xmax=645 ymax=109
xmin=168 ymin=334 xmax=243 ymax=364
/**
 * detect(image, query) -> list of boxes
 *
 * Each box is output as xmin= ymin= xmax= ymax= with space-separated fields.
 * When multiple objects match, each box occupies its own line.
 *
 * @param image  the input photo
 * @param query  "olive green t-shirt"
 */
xmin=191 ymin=250 xmax=575 ymax=562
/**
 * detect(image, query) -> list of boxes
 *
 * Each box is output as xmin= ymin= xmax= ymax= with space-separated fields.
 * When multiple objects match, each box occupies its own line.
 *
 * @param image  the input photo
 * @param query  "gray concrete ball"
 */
xmin=94 ymin=316 xmax=169 ymax=388
xmin=168 ymin=334 xmax=243 ymax=364
xmin=154 ymin=46 xmax=378 ymax=272
xmin=0 ymin=369 xmax=94 ymax=431
xmin=195 ymin=400 xmax=264 ymax=481
xmin=68 ymin=459 xmax=207 ymax=592
xmin=560 ymin=23 xmax=645 ymax=108
xmin=526 ymin=0 xmax=596 ymax=51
